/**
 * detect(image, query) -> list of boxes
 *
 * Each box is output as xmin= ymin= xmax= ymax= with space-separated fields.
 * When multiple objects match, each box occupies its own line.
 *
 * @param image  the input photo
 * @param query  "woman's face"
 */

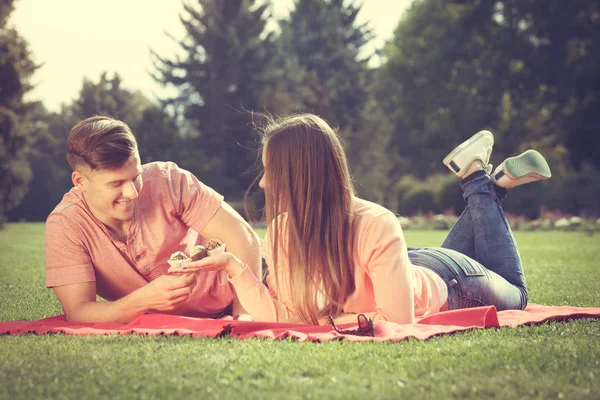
xmin=259 ymin=148 xmax=267 ymax=190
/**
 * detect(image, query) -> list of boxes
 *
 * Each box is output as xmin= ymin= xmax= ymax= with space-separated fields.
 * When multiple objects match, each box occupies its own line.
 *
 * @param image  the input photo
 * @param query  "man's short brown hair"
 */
xmin=67 ymin=116 xmax=138 ymax=171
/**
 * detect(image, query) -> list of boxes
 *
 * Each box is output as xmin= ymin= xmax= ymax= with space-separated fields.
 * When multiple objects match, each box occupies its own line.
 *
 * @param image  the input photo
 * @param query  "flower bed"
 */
xmin=396 ymin=210 xmax=600 ymax=233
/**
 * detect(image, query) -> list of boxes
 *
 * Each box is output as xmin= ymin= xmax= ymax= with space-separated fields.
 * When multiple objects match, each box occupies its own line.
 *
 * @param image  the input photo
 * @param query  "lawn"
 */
xmin=1 ymin=223 xmax=599 ymax=399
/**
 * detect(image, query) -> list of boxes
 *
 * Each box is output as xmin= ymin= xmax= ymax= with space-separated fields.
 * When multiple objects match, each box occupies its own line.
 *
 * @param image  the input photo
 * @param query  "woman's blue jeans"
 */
xmin=407 ymin=171 xmax=528 ymax=311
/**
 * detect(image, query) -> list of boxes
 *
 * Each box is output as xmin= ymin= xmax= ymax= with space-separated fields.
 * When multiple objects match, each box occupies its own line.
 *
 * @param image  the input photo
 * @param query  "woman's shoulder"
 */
xmin=352 ymin=197 xmax=396 ymax=220
xmin=352 ymin=197 xmax=400 ymax=238
xmin=351 ymin=198 xmax=404 ymax=267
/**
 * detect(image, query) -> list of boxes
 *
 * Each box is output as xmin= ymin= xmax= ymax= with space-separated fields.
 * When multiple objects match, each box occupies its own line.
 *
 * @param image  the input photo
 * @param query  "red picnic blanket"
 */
xmin=1 ymin=303 xmax=598 ymax=342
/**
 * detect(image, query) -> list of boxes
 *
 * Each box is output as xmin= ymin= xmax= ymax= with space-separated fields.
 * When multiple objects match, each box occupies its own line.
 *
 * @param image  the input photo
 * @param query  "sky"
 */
xmin=10 ymin=0 xmax=414 ymax=111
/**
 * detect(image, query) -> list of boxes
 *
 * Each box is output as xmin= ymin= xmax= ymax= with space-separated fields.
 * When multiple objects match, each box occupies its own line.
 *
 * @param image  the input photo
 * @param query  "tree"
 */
xmin=136 ymin=106 xmax=183 ymax=165
xmin=7 ymin=105 xmax=76 ymax=222
xmin=382 ymin=0 xmax=600 ymax=216
xmin=276 ymin=0 xmax=374 ymax=131
xmin=274 ymin=0 xmax=397 ymax=202
xmin=152 ymin=0 xmax=279 ymax=198
xmin=8 ymin=72 xmax=184 ymax=222
xmin=491 ymin=0 xmax=600 ymax=170
xmin=72 ymin=72 xmax=151 ymax=128
xmin=73 ymin=72 xmax=185 ymax=166
xmin=384 ymin=0 xmax=600 ymax=176
xmin=0 ymin=0 xmax=39 ymax=227
xmin=383 ymin=0 xmax=510 ymax=178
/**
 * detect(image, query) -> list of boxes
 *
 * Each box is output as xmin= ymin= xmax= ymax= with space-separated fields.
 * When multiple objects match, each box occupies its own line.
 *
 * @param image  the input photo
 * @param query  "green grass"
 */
xmin=1 ymin=223 xmax=599 ymax=399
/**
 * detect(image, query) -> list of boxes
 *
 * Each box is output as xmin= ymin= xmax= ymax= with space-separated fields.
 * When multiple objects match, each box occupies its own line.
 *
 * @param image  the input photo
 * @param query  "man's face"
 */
xmin=73 ymin=154 xmax=144 ymax=227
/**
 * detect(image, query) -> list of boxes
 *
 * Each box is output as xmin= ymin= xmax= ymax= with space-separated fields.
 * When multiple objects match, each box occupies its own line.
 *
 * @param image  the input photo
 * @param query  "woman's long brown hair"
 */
xmin=258 ymin=114 xmax=356 ymax=325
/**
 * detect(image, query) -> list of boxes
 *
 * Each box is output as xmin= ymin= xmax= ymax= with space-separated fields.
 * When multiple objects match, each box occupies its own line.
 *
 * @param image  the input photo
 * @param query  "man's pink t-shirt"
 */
xmin=228 ymin=198 xmax=447 ymax=325
xmin=45 ymin=162 xmax=234 ymax=317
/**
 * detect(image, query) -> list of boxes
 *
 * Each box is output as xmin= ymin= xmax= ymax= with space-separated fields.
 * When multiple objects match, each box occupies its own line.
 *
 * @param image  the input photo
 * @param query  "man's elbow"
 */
xmin=248 ymin=225 xmax=261 ymax=249
xmin=60 ymin=301 xmax=95 ymax=323
xmin=61 ymin=301 xmax=95 ymax=323
xmin=239 ymin=223 xmax=261 ymax=276
xmin=238 ymin=221 xmax=261 ymax=250
xmin=63 ymin=308 xmax=87 ymax=323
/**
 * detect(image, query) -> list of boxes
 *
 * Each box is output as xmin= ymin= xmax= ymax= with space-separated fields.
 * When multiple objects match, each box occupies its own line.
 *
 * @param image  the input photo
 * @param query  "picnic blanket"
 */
xmin=1 ymin=303 xmax=598 ymax=342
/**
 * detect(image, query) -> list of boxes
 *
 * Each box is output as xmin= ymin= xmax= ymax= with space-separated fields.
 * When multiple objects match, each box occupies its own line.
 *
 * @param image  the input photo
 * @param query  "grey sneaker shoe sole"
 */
xmin=504 ymin=150 xmax=551 ymax=178
xmin=495 ymin=150 xmax=551 ymax=186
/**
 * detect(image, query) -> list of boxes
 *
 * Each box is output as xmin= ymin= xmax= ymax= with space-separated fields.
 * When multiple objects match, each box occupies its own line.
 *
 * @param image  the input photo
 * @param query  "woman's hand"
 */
xmin=168 ymin=252 xmax=246 ymax=278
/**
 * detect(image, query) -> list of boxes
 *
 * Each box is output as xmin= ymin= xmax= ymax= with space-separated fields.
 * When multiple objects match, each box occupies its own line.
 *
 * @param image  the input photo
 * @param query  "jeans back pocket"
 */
xmin=455 ymin=257 xmax=485 ymax=277
xmin=428 ymin=248 xmax=485 ymax=277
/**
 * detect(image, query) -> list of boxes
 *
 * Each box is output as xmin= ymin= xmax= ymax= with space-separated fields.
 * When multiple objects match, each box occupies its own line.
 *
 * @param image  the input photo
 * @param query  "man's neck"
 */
xmin=81 ymin=192 xmax=130 ymax=239
xmin=106 ymin=222 xmax=130 ymax=240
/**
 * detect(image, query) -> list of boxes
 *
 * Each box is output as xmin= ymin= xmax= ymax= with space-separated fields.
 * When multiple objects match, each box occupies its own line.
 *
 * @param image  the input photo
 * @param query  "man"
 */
xmin=45 ymin=116 xmax=261 ymax=323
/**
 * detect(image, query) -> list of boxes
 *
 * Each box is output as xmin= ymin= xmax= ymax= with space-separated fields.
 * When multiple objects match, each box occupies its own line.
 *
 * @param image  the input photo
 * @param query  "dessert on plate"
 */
xmin=167 ymin=251 xmax=191 ymax=269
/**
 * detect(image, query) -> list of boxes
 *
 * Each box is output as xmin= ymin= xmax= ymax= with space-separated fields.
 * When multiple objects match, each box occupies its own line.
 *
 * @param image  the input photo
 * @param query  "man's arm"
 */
xmin=53 ymin=274 xmax=196 ymax=323
xmin=199 ymin=202 xmax=262 ymax=316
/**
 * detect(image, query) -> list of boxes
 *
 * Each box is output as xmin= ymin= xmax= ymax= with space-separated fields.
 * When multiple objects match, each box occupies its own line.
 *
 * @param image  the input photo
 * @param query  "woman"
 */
xmin=176 ymin=114 xmax=552 ymax=326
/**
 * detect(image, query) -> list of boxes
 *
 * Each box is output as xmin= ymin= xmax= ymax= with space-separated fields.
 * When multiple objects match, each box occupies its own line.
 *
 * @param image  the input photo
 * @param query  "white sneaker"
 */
xmin=492 ymin=150 xmax=552 ymax=189
xmin=443 ymin=130 xmax=494 ymax=178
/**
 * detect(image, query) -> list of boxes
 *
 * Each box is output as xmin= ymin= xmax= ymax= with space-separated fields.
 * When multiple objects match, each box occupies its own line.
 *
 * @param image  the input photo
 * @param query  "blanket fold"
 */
xmin=1 ymin=303 xmax=598 ymax=342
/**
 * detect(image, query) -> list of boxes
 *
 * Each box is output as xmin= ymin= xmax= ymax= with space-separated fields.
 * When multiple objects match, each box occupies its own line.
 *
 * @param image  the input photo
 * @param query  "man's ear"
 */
xmin=72 ymin=170 xmax=86 ymax=190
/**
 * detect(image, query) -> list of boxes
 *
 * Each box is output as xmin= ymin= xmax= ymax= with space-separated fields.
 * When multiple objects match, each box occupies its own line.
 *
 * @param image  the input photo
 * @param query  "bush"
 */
xmin=543 ymin=166 xmax=600 ymax=217
xmin=393 ymin=166 xmax=600 ymax=220
xmin=502 ymin=181 xmax=548 ymax=219
xmin=397 ymin=212 xmax=599 ymax=233
xmin=393 ymin=175 xmax=440 ymax=215
xmin=394 ymin=173 xmax=466 ymax=215
xmin=435 ymin=173 xmax=465 ymax=215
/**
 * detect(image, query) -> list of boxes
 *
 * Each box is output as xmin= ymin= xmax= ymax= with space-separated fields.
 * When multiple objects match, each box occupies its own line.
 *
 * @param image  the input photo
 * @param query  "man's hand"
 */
xmin=140 ymin=274 xmax=196 ymax=312
xmin=52 ymin=273 xmax=196 ymax=324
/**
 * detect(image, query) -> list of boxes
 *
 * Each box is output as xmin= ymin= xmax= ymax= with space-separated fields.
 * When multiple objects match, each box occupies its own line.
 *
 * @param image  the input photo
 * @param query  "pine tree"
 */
xmin=73 ymin=72 xmax=151 ymax=126
xmin=276 ymin=0 xmax=374 ymax=132
xmin=274 ymin=0 xmax=394 ymax=202
xmin=0 ymin=0 xmax=39 ymax=227
xmin=72 ymin=72 xmax=184 ymax=167
xmin=152 ymin=0 xmax=279 ymax=198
